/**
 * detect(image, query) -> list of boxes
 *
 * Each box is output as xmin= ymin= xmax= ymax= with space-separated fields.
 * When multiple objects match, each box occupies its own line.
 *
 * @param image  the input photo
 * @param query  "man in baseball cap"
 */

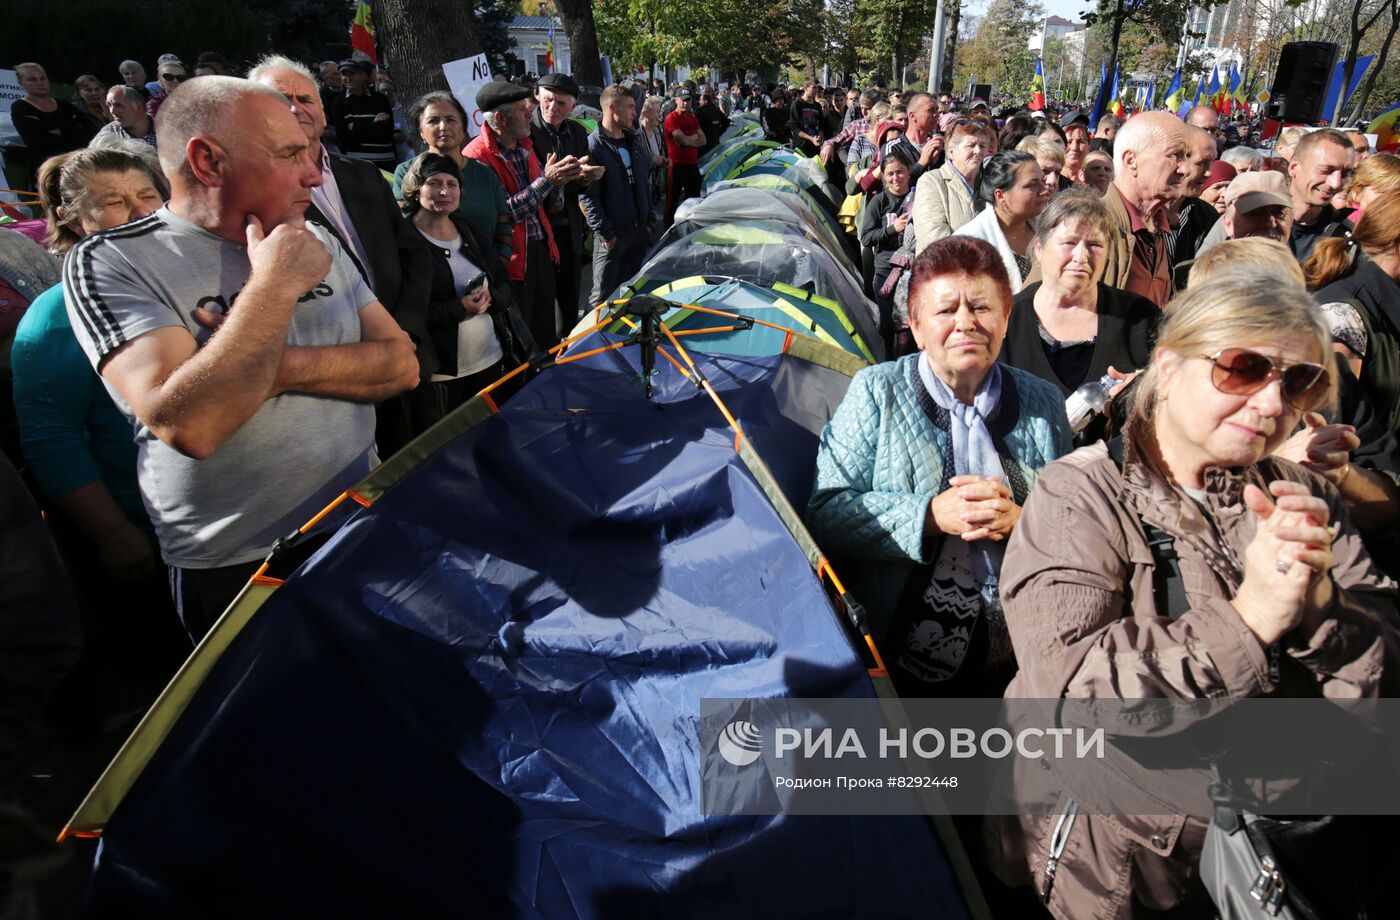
xmin=1222 ymin=170 xmax=1293 ymax=244
xmin=330 ymin=58 xmax=396 ymax=167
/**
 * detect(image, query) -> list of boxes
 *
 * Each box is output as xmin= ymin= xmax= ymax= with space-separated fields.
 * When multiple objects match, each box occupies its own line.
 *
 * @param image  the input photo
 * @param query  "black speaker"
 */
xmin=972 ymin=83 xmax=992 ymax=102
xmin=1268 ymin=42 xmax=1338 ymax=123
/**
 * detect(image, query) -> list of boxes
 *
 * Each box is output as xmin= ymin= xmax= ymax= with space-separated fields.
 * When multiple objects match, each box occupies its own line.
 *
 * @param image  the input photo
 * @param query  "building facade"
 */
xmin=508 ymin=16 xmax=572 ymax=76
xmin=1029 ymin=16 xmax=1080 ymax=54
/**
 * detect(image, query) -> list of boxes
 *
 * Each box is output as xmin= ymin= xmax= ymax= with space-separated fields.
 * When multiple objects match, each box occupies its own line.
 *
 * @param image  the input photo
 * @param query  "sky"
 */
xmin=962 ymin=0 xmax=1092 ymax=29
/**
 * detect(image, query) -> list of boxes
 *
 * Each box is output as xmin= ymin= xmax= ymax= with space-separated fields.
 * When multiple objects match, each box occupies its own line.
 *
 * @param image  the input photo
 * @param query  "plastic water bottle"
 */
xmin=1065 ymin=373 xmax=1116 ymax=434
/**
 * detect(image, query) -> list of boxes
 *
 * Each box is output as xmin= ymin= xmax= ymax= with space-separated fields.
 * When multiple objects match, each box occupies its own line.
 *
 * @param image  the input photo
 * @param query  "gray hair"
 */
xmin=1035 ymin=186 xmax=1111 ymax=243
xmin=155 ymin=75 xmax=287 ymax=180
xmin=119 ymin=59 xmax=145 ymax=73
xmin=246 ymin=54 xmax=315 ymax=86
xmin=1016 ymin=135 xmax=1065 ymax=167
xmin=1220 ymin=145 xmax=1263 ymax=170
xmin=106 ymin=84 xmax=144 ymax=107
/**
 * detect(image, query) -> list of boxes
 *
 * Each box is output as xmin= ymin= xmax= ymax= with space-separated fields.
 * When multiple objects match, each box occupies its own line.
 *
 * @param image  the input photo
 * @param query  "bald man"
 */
xmin=63 ymin=75 xmax=418 ymax=640
xmin=1100 ymin=112 xmax=1191 ymax=307
xmin=1166 ymin=125 xmax=1220 ymax=267
xmin=1183 ymin=104 xmax=1219 ymax=138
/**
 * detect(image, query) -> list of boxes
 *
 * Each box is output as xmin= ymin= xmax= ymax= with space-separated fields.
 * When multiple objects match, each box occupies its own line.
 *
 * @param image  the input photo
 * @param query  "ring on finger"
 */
xmin=1274 ymin=558 xmax=1291 ymax=574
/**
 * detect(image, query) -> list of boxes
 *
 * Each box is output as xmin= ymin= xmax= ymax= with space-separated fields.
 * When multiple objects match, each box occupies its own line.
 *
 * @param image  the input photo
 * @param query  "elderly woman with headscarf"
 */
xmin=808 ymin=237 xmax=1072 ymax=698
xmin=997 ymin=270 xmax=1399 ymax=917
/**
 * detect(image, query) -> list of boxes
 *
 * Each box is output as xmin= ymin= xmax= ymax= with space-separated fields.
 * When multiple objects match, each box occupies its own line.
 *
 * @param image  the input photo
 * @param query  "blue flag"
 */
xmin=1088 ymin=62 xmax=1111 ymax=130
xmin=1321 ymin=56 xmax=1375 ymax=123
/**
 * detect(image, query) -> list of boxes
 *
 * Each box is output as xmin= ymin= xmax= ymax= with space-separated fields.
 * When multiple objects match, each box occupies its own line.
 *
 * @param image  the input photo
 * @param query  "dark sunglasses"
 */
xmin=1199 ymin=348 xmax=1327 ymax=409
xmin=161 ymin=72 xmax=188 ymax=82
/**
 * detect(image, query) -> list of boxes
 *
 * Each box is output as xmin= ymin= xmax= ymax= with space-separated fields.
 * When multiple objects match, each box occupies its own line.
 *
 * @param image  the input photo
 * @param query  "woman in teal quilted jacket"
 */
xmin=808 ymin=236 xmax=1073 ymax=698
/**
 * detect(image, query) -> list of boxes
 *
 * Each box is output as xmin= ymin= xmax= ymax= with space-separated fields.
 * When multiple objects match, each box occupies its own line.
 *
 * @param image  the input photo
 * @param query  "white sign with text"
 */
xmin=442 ymin=54 xmax=493 ymax=138
xmin=0 ymin=70 xmax=24 ymax=146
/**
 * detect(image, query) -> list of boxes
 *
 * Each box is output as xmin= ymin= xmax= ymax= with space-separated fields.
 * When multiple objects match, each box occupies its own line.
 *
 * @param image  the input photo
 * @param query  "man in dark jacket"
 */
xmin=581 ymin=85 xmax=659 ymax=305
xmin=695 ymin=88 xmax=730 ymax=158
xmin=331 ymin=59 xmax=397 ymax=168
xmin=530 ymin=73 xmax=598 ymax=323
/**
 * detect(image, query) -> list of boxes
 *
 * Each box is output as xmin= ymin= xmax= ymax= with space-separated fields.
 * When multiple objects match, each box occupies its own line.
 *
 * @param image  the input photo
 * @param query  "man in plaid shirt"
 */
xmin=466 ymin=82 xmax=597 ymax=349
xmin=820 ymin=90 xmax=878 ymax=166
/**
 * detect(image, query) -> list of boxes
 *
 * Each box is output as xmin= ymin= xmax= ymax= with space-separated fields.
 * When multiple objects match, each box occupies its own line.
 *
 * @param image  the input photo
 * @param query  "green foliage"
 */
xmin=594 ymin=0 xmax=838 ymax=75
xmin=241 ymin=0 xmax=348 ymax=62
xmin=477 ymin=0 xmax=524 ymax=74
xmin=851 ymin=0 xmax=935 ymax=82
xmin=953 ymin=0 xmax=1043 ymax=100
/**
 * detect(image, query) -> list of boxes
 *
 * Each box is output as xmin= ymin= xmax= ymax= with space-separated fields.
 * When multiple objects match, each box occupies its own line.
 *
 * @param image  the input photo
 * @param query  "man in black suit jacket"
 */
xmin=530 ymin=73 xmax=600 ymax=328
xmin=250 ymin=56 xmax=435 ymax=455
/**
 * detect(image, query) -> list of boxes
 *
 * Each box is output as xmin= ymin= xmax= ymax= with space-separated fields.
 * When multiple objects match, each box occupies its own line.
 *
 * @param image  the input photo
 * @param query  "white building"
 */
xmin=508 ymin=16 xmax=572 ymax=76
xmin=1029 ymin=16 xmax=1079 ymax=54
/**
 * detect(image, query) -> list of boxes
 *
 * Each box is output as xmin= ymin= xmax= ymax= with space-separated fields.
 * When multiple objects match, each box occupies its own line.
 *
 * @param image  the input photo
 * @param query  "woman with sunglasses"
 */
xmin=996 ymin=270 xmax=1399 ymax=917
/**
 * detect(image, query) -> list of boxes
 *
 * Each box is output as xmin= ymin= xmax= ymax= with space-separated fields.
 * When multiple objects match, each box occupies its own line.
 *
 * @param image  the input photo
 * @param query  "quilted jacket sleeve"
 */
xmin=807 ymin=367 xmax=936 ymax=564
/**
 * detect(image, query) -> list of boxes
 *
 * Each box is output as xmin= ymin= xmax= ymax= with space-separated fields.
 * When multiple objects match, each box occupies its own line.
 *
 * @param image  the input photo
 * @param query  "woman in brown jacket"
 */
xmin=996 ymin=269 xmax=1400 ymax=918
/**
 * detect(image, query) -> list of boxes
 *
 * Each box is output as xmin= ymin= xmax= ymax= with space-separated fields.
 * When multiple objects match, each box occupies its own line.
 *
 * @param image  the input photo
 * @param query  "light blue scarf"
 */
xmin=918 ymin=357 xmax=1006 ymax=605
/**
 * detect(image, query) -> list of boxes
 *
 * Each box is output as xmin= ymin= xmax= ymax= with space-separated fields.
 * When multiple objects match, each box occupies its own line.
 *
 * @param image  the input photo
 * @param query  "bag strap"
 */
xmin=1105 ymin=437 xmax=1190 ymax=621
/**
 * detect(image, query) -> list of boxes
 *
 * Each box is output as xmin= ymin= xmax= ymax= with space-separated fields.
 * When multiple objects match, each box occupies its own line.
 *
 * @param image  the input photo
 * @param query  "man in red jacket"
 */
xmin=465 ymin=82 xmax=584 ymax=349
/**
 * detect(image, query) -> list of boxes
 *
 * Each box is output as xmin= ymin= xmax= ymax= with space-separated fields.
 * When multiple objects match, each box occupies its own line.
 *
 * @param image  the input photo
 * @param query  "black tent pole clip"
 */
xmin=620 ymin=294 xmax=670 ymax=400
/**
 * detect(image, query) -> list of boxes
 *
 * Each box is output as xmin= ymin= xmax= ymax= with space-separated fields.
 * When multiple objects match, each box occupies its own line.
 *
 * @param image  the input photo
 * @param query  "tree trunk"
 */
xmin=941 ymin=0 xmax=960 ymax=95
xmin=1333 ymin=0 xmax=1387 ymax=124
xmin=376 ymin=0 xmax=482 ymax=106
xmin=554 ymin=0 xmax=605 ymax=106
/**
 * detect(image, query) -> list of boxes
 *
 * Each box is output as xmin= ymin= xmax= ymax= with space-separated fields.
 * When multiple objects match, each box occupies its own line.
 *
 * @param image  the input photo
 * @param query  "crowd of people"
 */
xmin=4 ymin=51 xmax=1400 ymax=917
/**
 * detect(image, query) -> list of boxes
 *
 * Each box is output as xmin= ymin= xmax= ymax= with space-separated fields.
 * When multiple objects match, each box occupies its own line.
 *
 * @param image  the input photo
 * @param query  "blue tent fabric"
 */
xmin=635 ymin=278 xmax=867 ymax=358
xmin=83 ymin=338 xmax=971 ymax=918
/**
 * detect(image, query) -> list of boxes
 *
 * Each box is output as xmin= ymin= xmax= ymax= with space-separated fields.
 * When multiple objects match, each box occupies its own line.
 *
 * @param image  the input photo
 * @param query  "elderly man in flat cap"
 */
xmin=465 ymin=81 xmax=588 ymax=350
xmin=531 ymin=73 xmax=600 ymax=326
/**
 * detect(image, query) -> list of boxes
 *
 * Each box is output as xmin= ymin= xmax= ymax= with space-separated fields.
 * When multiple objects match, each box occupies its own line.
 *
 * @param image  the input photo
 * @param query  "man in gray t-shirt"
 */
xmin=63 ymin=76 xmax=420 ymax=640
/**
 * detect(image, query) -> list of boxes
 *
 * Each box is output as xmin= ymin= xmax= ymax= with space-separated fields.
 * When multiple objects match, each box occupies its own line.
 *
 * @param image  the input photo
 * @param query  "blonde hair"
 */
xmin=1188 ymin=238 xmax=1305 ymax=290
xmin=1346 ymin=152 xmax=1400 ymax=205
xmin=865 ymin=102 xmax=891 ymax=129
xmin=1303 ymin=189 xmax=1400 ymax=290
xmin=1129 ymin=268 xmax=1335 ymax=425
xmin=1016 ymin=135 xmax=1064 ymax=167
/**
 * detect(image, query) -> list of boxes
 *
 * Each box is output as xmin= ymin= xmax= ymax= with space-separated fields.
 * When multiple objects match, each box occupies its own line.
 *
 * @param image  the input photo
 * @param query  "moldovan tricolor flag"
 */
xmin=1108 ymin=65 xmax=1125 ymax=119
xmin=1030 ymin=58 xmax=1045 ymax=110
xmin=350 ymin=0 xmax=378 ymax=65
xmin=544 ymin=21 xmax=556 ymax=71
xmin=1207 ymin=66 xmax=1226 ymax=114
xmin=1164 ymin=68 xmax=1184 ymax=114
xmin=1228 ymin=62 xmax=1245 ymax=115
